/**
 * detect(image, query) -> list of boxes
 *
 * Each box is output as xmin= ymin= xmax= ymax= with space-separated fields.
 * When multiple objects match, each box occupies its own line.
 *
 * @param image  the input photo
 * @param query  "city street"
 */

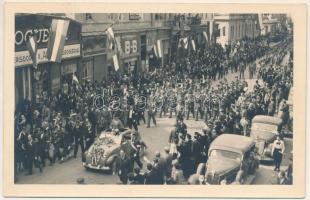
xmin=15 ymin=58 xmax=293 ymax=185
xmin=16 ymin=115 xmax=292 ymax=185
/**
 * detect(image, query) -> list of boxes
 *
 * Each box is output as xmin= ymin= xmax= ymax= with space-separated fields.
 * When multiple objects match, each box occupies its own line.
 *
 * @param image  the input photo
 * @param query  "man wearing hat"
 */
xmin=176 ymin=118 xmax=187 ymax=137
xmin=192 ymin=132 xmax=204 ymax=168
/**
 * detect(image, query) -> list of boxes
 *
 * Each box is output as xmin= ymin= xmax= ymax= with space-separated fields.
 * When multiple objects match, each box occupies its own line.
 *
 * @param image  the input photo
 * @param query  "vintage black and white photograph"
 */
xmin=12 ymin=12 xmax=295 ymax=186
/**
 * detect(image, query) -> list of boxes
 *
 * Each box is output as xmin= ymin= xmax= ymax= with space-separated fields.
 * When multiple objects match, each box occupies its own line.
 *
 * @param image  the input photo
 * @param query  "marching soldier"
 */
xmin=194 ymin=92 xmax=204 ymax=121
xmin=185 ymin=91 xmax=195 ymax=120
xmin=146 ymin=101 xmax=157 ymax=128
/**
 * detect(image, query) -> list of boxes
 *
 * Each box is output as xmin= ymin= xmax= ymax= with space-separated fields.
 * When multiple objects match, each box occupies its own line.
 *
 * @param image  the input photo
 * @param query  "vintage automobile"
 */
xmin=82 ymin=129 xmax=145 ymax=171
xmin=205 ymin=134 xmax=259 ymax=185
xmin=250 ymin=115 xmax=282 ymax=161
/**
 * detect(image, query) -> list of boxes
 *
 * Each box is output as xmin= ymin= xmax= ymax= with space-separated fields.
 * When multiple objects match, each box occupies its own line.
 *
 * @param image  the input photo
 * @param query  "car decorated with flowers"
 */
xmin=82 ymin=129 xmax=145 ymax=171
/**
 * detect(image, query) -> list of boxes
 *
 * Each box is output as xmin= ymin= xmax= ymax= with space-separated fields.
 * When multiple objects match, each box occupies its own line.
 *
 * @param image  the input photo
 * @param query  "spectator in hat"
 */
xmin=171 ymin=161 xmax=185 ymax=184
xmin=133 ymin=167 xmax=144 ymax=184
xmin=144 ymin=163 xmax=158 ymax=184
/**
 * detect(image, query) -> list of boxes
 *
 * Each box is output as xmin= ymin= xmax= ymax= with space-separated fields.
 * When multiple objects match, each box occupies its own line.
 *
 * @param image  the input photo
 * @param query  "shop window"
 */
xmin=33 ymin=63 xmax=50 ymax=100
xmin=155 ymin=14 xmax=163 ymax=20
xmin=61 ymin=61 xmax=77 ymax=85
xmin=82 ymin=59 xmax=94 ymax=81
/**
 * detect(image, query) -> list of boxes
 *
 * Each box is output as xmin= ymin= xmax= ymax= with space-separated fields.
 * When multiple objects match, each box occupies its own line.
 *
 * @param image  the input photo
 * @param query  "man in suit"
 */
xmin=127 ymin=105 xmax=138 ymax=131
xmin=116 ymin=150 xmax=131 ymax=184
xmin=153 ymin=152 xmax=166 ymax=184
xmin=192 ymin=132 xmax=204 ymax=168
xmin=133 ymin=167 xmax=145 ymax=184
xmin=176 ymin=118 xmax=187 ymax=137
xmin=73 ymin=121 xmax=85 ymax=159
xmin=162 ymin=146 xmax=173 ymax=179
xmin=144 ymin=163 xmax=159 ymax=184
xmin=146 ymin=102 xmax=157 ymax=128
xmin=25 ymin=134 xmax=35 ymax=175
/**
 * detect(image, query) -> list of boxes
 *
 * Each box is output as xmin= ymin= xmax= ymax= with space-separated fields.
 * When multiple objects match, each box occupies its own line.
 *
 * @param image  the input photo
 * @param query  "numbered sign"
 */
xmin=124 ymin=39 xmax=138 ymax=54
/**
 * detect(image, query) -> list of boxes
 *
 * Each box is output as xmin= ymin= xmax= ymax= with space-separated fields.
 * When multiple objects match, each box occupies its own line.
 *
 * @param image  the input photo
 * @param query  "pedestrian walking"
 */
xmin=271 ymin=135 xmax=285 ymax=172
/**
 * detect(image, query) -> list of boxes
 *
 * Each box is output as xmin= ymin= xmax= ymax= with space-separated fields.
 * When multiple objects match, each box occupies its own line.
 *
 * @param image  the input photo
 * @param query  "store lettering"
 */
xmin=15 ymin=44 xmax=80 ymax=67
xmin=124 ymin=40 xmax=138 ymax=54
xmin=15 ymin=28 xmax=49 ymax=46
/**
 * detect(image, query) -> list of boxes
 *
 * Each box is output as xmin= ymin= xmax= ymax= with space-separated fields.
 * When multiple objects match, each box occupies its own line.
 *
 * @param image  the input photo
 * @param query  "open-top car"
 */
xmin=250 ymin=115 xmax=282 ymax=161
xmin=82 ymin=129 xmax=145 ymax=171
xmin=205 ymin=134 xmax=259 ymax=185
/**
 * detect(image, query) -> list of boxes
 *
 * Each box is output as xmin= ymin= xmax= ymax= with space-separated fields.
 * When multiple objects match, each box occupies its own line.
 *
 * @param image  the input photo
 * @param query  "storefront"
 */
xmin=111 ymin=32 xmax=141 ymax=75
xmin=81 ymin=34 xmax=107 ymax=81
xmin=15 ymin=14 xmax=81 ymax=107
xmin=146 ymin=28 xmax=171 ymax=71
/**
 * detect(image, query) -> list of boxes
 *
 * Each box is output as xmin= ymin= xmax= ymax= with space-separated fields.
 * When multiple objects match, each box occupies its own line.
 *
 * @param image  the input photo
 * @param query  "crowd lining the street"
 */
xmin=15 ymin=32 xmax=293 ymax=185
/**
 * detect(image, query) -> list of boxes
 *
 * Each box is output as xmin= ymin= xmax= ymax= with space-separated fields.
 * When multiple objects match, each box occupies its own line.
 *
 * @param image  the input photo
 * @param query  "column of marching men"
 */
xmin=14 ymin=32 xmax=293 ymax=184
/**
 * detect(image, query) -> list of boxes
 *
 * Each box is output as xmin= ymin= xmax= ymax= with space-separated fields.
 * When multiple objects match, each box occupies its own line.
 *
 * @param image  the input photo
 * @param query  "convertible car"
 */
xmin=82 ymin=129 xmax=145 ymax=171
xmin=205 ymin=134 xmax=259 ymax=185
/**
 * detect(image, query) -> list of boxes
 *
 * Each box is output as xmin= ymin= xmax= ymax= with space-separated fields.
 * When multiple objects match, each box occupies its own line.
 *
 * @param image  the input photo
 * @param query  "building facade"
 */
xmin=15 ymin=14 xmax=81 ymax=108
xmin=259 ymin=14 xmax=285 ymax=36
xmin=214 ymin=14 xmax=259 ymax=47
xmin=74 ymin=13 xmax=174 ymax=78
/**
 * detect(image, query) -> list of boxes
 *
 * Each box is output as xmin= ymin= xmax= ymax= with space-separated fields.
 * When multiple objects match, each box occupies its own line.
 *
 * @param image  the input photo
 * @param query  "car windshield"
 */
xmin=209 ymin=149 xmax=242 ymax=163
xmin=251 ymin=123 xmax=278 ymax=133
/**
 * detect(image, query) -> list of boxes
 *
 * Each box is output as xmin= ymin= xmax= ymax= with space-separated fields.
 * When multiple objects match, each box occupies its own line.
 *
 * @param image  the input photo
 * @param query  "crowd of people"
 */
xmin=14 ymin=31 xmax=293 ymax=185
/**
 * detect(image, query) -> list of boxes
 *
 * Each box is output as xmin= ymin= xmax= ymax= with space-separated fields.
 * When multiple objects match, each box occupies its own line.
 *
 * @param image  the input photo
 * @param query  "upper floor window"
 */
xmin=223 ymin=26 xmax=226 ymax=36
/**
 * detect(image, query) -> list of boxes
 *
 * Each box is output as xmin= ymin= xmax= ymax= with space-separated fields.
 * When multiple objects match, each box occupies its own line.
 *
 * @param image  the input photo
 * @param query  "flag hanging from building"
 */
xmin=183 ymin=37 xmax=189 ymax=49
xmin=113 ymin=54 xmax=119 ymax=71
xmin=106 ymin=26 xmax=115 ymax=50
xmin=179 ymin=37 xmax=189 ymax=49
xmin=115 ymin=36 xmax=123 ymax=56
xmin=191 ymin=39 xmax=196 ymax=51
xmin=203 ymin=31 xmax=208 ymax=42
xmin=72 ymin=73 xmax=79 ymax=85
xmin=46 ymin=19 xmax=70 ymax=63
xmin=26 ymin=35 xmax=38 ymax=69
xmin=152 ymin=44 xmax=158 ymax=57
xmin=156 ymin=40 xmax=163 ymax=58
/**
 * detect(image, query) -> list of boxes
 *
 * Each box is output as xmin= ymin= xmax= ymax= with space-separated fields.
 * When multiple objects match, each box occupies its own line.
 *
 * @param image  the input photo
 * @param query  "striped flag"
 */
xmin=181 ymin=37 xmax=188 ymax=49
xmin=191 ymin=39 xmax=196 ymax=51
xmin=115 ymin=36 xmax=123 ymax=56
xmin=46 ymin=19 xmax=70 ymax=63
xmin=26 ymin=35 xmax=38 ymax=69
xmin=72 ymin=73 xmax=79 ymax=85
xmin=156 ymin=40 xmax=162 ymax=58
xmin=106 ymin=26 xmax=115 ymax=50
xmin=203 ymin=31 xmax=208 ymax=42
xmin=112 ymin=54 xmax=119 ymax=71
xmin=153 ymin=44 xmax=158 ymax=57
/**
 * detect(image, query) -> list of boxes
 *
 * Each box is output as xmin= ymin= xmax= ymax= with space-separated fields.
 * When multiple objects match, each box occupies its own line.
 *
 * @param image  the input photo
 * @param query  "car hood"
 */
xmin=206 ymin=158 xmax=240 ymax=175
xmin=87 ymin=137 xmax=120 ymax=156
xmin=251 ymin=129 xmax=276 ymax=143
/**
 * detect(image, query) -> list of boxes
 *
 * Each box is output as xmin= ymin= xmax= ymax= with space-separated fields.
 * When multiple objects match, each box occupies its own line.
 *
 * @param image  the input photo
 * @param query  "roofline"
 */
xmin=16 ymin=13 xmax=82 ymax=24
